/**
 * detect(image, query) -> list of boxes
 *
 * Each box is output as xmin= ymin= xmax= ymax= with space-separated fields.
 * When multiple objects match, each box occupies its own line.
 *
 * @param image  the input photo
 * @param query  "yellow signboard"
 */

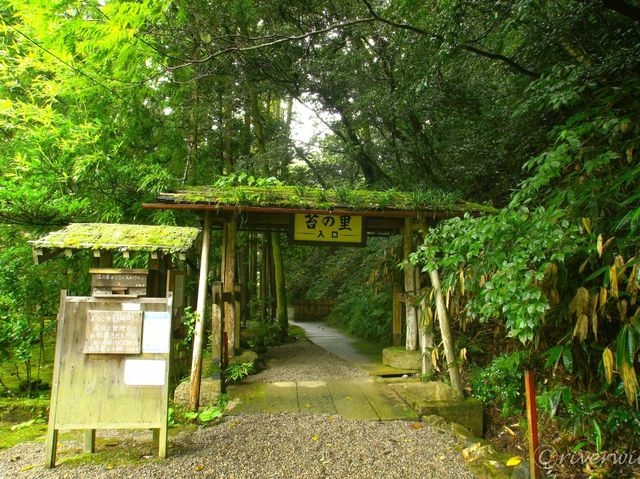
xmin=293 ymin=213 xmax=364 ymax=244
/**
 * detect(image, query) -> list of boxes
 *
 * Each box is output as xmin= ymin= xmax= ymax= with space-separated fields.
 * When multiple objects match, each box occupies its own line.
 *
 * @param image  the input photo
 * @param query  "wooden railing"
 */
xmin=293 ymin=299 xmax=335 ymax=321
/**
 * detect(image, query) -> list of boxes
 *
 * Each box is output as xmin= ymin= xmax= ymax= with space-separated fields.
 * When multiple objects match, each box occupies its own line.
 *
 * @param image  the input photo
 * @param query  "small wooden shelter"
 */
xmin=29 ymin=223 xmax=200 ymax=467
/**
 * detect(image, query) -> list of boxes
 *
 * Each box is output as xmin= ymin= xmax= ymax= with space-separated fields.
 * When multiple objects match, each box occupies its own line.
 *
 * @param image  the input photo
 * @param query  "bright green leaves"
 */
xmin=411 ymin=207 xmax=585 ymax=342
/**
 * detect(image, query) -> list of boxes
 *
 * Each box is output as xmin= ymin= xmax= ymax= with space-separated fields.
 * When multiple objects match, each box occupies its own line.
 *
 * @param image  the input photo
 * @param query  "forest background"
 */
xmin=0 ymin=0 xmax=639 ymax=464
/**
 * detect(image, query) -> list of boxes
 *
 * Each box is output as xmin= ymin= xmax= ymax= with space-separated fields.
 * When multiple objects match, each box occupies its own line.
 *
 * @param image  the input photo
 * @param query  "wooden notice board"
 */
xmin=46 ymin=292 xmax=173 ymax=468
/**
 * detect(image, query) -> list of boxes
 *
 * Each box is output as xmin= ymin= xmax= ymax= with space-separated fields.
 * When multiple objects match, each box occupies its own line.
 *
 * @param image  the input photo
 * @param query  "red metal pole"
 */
xmin=524 ymin=370 xmax=540 ymax=479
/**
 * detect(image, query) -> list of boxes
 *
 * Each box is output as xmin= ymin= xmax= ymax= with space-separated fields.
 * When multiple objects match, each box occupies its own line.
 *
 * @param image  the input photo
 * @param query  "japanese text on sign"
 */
xmin=293 ymin=214 xmax=363 ymax=244
xmin=84 ymin=310 xmax=143 ymax=354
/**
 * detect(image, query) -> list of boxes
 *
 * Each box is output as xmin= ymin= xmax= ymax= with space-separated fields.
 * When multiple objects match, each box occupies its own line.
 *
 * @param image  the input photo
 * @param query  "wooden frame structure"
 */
xmin=30 ymin=223 xmax=200 ymax=467
xmin=142 ymin=185 xmax=491 ymax=404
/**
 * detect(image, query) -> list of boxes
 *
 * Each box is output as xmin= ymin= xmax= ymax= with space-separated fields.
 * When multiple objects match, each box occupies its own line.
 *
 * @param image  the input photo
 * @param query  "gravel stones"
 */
xmin=0 ymin=413 xmax=475 ymax=479
xmin=245 ymin=340 xmax=368 ymax=383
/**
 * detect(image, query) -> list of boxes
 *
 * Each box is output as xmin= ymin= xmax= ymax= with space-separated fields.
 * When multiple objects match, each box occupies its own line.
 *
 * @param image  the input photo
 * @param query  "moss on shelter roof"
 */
xmin=156 ymin=185 xmax=495 ymax=214
xmin=29 ymin=223 xmax=200 ymax=253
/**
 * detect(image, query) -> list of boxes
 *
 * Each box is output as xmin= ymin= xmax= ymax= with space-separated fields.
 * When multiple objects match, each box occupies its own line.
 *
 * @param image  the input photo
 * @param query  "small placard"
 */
xmin=142 ymin=312 xmax=171 ymax=353
xmin=124 ymin=359 xmax=166 ymax=386
xmin=122 ymin=302 xmax=141 ymax=311
xmin=84 ymin=310 xmax=143 ymax=354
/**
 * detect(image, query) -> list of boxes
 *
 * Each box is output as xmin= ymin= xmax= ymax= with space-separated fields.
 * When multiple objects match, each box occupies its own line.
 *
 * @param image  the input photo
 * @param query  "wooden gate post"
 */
xmin=392 ymin=286 xmax=402 ymax=346
xmin=403 ymin=218 xmax=419 ymax=351
xmin=211 ymin=281 xmax=224 ymax=380
xmin=189 ymin=212 xmax=211 ymax=411
xmin=222 ymin=216 xmax=237 ymax=357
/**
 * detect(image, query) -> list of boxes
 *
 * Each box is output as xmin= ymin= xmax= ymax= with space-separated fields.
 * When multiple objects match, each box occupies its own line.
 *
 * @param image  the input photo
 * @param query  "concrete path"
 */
xmin=228 ymin=320 xmax=418 ymax=420
xmin=228 ymin=379 xmax=417 ymax=421
xmin=290 ymin=320 xmax=374 ymax=366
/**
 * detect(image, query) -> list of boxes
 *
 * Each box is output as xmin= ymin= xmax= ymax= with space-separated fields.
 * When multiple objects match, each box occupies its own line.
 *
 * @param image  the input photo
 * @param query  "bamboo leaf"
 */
xmin=597 ymin=234 xmax=603 ymax=257
xmin=603 ymin=347 xmax=614 ymax=385
xmin=563 ymin=348 xmax=573 ymax=373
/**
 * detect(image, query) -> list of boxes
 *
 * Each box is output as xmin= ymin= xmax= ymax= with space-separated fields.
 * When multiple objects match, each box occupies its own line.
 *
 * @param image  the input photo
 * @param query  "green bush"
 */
xmin=471 ymin=351 xmax=529 ymax=417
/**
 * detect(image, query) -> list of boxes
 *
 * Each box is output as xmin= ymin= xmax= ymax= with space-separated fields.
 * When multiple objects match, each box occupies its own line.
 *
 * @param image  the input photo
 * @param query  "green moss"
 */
xmin=157 ymin=184 xmax=494 ymax=214
xmin=0 ymin=420 xmax=47 ymax=450
xmin=29 ymin=223 xmax=200 ymax=253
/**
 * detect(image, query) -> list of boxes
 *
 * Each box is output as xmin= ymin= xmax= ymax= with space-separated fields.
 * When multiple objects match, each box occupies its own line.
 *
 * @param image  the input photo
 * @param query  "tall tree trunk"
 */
xmin=223 ymin=77 xmax=233 ymax=174
xmin=429 ymin=269 xmax=464 ymax=398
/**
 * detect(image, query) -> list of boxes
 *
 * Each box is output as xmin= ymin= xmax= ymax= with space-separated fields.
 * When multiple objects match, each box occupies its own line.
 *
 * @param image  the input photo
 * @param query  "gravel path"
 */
xmin=245 ymin=340 xmax=368 ymax=383
xmin=0 ymin=413 xmax=474 ymax=479
xmin=0 ymin=338 xmax=476 ymax=478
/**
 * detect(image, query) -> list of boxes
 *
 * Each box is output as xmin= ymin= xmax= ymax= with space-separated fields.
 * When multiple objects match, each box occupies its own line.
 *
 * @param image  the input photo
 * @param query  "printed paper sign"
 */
xmin=124 ymin=359 xmax=166 ymax=386
xmin=142 ymin=311 xmax=171 ymax=353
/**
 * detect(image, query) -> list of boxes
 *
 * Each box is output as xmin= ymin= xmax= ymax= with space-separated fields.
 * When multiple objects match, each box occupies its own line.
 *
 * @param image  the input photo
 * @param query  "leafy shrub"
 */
xmin=471 ymin=351 xmax=529 ymax=417
xmin=225 ymin=361 xmax=254 ymax=383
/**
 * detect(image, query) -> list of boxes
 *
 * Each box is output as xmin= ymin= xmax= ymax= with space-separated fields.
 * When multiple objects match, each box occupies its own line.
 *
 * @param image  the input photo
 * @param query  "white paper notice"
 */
xmin=122 ymin=302 xmax=141 ymax=311
xmin=142 ymin=311 xmax=171 ymax=353
xmin=124 ymin=359 xmax=166 ymax=386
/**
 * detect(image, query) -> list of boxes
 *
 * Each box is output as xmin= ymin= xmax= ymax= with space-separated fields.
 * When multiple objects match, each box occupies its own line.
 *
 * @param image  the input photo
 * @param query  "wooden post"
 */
xmin=429 ymin=269 xmax=464 ymax=398
xmin=419 ymin=290 xmax=434 ymax=377
xmin=271 ymin=231 xmax=288 ymax=339
xmin=403 ymin=218 xmax=418 ymax=351
xmin=83 ymin=429 xmax=96 ymax=453
xmin=234 ymin=284 xmax=241 ymax=349
xmin=222 ymin=216 xmax=237 ymax=357
xmin=189 ymin=212 xmax=211 ymax=412
xmin=392 ymin=286 xmax=402 ymax=346
xmin=525 ymin=371 xmax=540 ymax=479
xmin=99 ymin=250 xmax=113 ymax=268
xmin=211 ymin=282 xmax=224 ymax=378
xmin=45 ymin=290 xmax=67 ymax=468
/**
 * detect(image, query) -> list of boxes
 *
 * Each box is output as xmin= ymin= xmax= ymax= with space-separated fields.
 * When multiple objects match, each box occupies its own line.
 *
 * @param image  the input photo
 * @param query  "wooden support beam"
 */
xmin=392 ymin=286 xmax=402 ymax=346
xmin=211 ymin=282 xmax=224 ymax=379
xmin=189 ymin=212 xmax=211 ymax=412
xmin=429 ymin=269 xmax=463 ymax=398
xmin=222 ymin=216 xmax=237 ymax=357
xmin=99 ymin=250 xmax=113 ymax=268
xmin=403 ymin=218 xmax=419 ymax=351
xmin=419 ymin=289 xmax=434 ymax=377
xmin=83 ymin=429 xmax=96 ymax=453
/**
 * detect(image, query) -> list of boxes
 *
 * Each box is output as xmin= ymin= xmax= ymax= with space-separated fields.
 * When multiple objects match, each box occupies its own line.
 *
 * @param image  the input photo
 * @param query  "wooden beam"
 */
xmin=222 ymin=217 xmax=237 ymax=357
xmin=189 ymin=212 xmax=211 ymax=412
xmin=211 ymin=282 xmax=224 ymax=380
xmin=392 ymin=286 xmax=402 ymax=346
xmin=143 ymin=202 xmax=461 ymax=220
xmin=403 ymin=218 xmax=419 ymax=351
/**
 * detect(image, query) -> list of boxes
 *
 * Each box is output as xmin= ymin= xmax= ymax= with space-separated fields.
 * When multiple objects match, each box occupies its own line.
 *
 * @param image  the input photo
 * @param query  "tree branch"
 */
xmin=168 ymin=16 xmax=376 ymax=72
xmin=601 ymin=0 xmax=640 ymax=21
xmin=360 ymin=0 xmax=540 ymax=78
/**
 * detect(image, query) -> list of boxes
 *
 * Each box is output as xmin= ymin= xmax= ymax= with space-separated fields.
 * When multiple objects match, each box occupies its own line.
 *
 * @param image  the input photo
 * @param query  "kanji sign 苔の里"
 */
xmin=293 ymin=214 xmax=364 ymax=244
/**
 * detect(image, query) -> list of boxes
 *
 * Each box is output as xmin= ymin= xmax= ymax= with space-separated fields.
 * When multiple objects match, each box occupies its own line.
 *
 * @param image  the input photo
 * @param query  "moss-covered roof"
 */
xmin=29 ymin=223 xmax=200 ymax=253
xmin=156 ymin=185 xmax=494 ymax=214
